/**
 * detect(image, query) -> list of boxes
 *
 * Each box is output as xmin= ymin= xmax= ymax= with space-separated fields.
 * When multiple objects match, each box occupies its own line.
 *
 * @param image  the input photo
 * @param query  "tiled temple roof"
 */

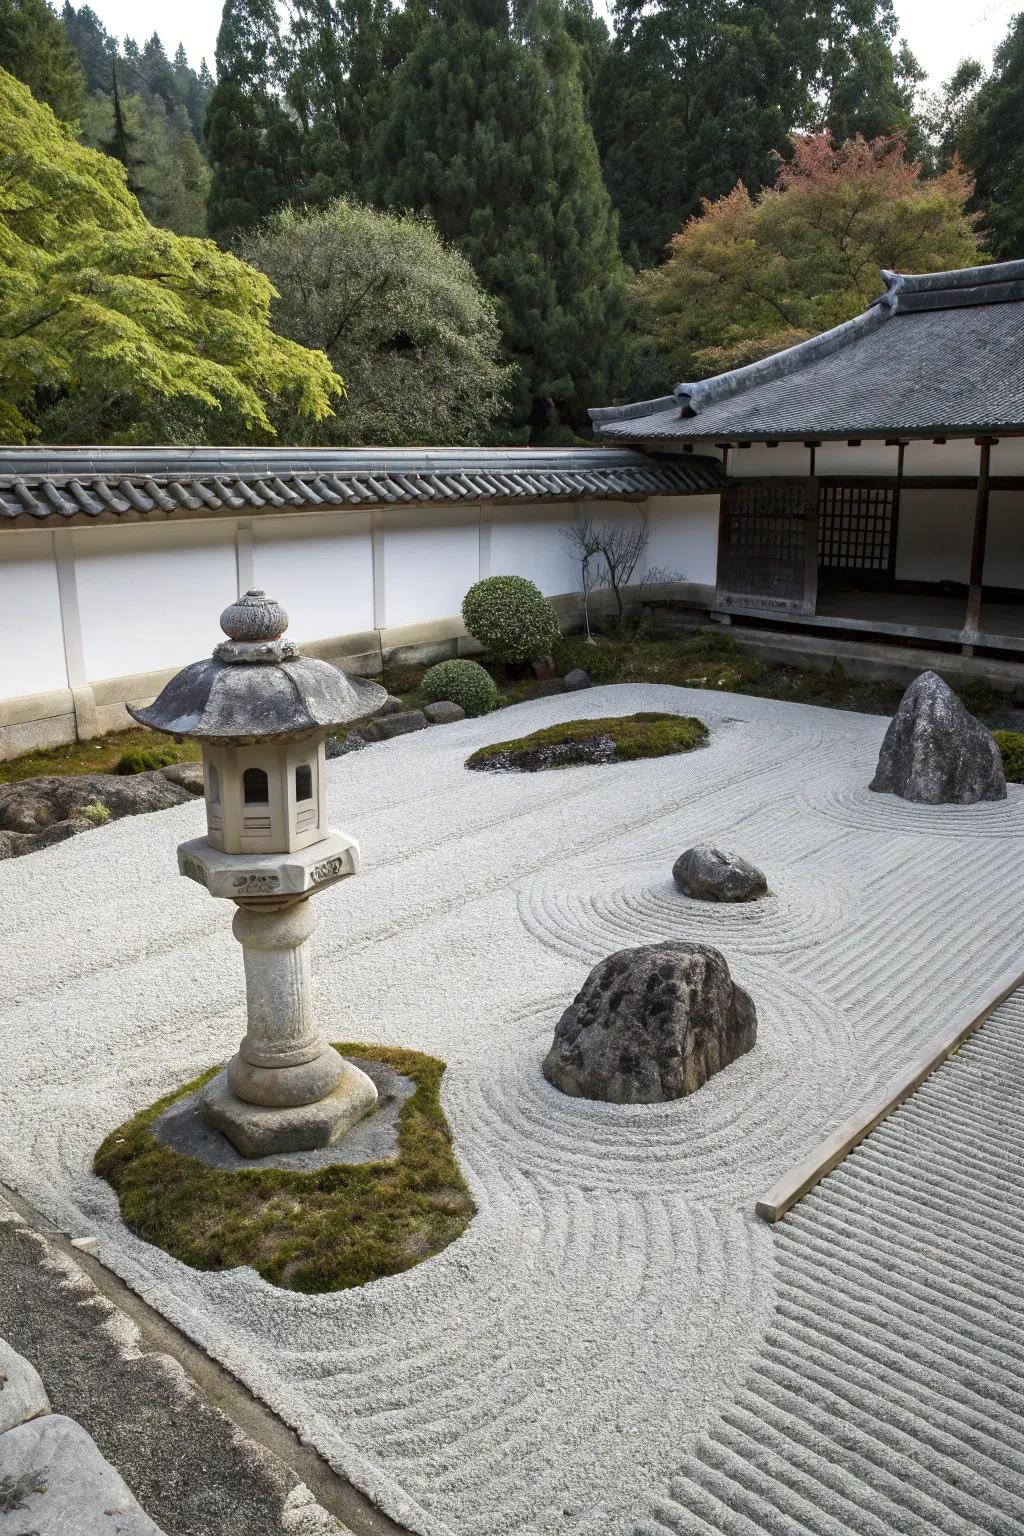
xmin=590 ymin=260 xmax=1024 ymax=444
xmin=0 ymin=446 xmax=725 ymax=523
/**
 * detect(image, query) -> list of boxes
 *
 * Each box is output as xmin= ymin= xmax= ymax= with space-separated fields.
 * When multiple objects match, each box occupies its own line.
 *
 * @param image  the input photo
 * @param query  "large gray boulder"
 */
xmin=869 ymin=671 xmax=1006 ymax=804
xmin=672 ymin=844 xmax=767 ymax=902
xmin=542 ymin=942 xmax=757 ymax=1103
xmin=0 ymin=1337 xmax=50 ymax=1433
xmin=0 ymin=1414 xmax=166 ymax=1533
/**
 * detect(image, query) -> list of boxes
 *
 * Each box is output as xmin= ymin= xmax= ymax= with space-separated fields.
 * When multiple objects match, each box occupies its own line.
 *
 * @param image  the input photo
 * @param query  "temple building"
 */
xmin=591 ymin=258 xmax=1024 ymax=657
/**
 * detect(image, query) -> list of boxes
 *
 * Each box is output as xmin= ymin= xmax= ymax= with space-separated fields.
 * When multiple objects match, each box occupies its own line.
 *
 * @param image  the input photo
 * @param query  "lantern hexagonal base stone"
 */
xmin=200 ymin=1057 xmax=379 ymax=1158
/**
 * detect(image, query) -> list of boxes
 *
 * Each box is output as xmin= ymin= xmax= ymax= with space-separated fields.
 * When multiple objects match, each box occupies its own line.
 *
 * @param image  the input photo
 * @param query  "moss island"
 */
xmin=95 ymin=1044 xmax=475 ymax=1294
xmin=466 ymin=711 xmax=709 ymax=772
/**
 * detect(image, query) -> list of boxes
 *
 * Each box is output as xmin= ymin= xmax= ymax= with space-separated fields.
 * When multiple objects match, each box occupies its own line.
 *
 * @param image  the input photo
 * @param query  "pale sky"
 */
xmin=84 ymin=0 xmax=1019 ymax=88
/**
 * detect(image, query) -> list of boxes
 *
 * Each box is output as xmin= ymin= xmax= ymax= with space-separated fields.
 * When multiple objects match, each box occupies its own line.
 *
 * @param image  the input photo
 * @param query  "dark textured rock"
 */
xmin=378 ymin=695 xmax=409 ymax=716
xmin=0 ymin=771 xmax=194 ymax=860
xmin=424 ymin=701 xmax=466 ymax=724
xmin=672 ymin=844 xmax=768 ymax=902
xmin=325 ymin=731 xmax=366 ymax=758
xmin=531 ymin=656 xmax=558 ymax=680
xmin=543 ymin=941 xmax=757 ymax=1103
xmin=0 ymin=772 xmax=191 ymax=835
xmin=563 ymin=668 xmax=592 ymax=691
xmin=159 ymin=762 xmax=204 ymax=794
xmin=869 ymin=670 xmax=1006 ymax=804
xmin=372 ymin=709 xmax=429 ymax=740
xmin=470 ymin=734 xmax=618 ymax=773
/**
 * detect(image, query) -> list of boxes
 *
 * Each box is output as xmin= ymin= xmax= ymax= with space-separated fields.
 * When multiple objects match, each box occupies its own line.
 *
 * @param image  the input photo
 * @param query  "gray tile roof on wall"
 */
xmin=590 ymin=259 xmax=1024 ymax=444
xmin=0 ymin=446 xmax=726 ymax=523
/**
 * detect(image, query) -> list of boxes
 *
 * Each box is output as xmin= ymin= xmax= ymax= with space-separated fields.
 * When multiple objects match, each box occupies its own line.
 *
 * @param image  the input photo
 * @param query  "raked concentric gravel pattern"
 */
xmin=0 ymin=683 xmax=1022 ymax=1536
xmin=652 ymin=990 xmax=1024 ymax=1536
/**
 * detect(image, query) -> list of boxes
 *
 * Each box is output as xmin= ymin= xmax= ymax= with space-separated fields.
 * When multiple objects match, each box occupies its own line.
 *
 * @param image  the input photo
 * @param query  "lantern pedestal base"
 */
xmin=200 ymin=1057 xmax=378 ymax=1158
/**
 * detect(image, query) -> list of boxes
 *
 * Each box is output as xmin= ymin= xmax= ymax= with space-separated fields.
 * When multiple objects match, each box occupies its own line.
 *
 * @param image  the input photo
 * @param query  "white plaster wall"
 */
xmin=984 ymin=491 xmax=1024 ymax=588
xmin=904 ymin=439 xmax=987 ymax=477
xmin=730 ymin=444 xmax=812 ymax=477
xmin=992 ymin=439 xmax=1024 ymax=475
xmin=252 ymin=512 xmax=374 ymax=642
xmin=815 ymin=442 xmax=900 ymax=476
xmin=487 ymin=507 xmax=579 ymax=595
xmin=645 ymin=495 xmax=720 ymax=585
xmin=380 ymin=507 xmax=481 ymax=628
xmin=895 ymin=490 xmax=975 ymax=582
xmin=73 ymin=521 xmax=238 ymax=681
xmin=0 ymin=532 xmax=67 ymax=699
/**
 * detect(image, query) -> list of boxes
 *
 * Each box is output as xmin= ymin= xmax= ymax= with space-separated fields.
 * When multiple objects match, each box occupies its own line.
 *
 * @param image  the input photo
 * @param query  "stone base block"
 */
xmin=200 ymin=1059 xmax=378 ymax=1157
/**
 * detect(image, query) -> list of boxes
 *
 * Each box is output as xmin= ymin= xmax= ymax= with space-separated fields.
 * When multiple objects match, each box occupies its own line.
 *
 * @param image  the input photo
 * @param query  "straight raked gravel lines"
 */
xmin=651 ymin=990 xmax=1024 ymax=1536
xmin=1 ymin=685 xmax=1023 ymax=1536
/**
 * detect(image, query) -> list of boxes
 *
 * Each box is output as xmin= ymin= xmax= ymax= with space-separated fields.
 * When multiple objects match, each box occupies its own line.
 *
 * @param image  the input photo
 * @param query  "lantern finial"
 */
xmin=219 ymin=589 xmax=288 ymax=643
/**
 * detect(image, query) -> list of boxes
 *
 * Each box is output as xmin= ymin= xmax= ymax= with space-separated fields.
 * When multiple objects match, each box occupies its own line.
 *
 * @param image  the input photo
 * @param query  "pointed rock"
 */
xmin=869 ymin=671 xmax=1006 ymax=804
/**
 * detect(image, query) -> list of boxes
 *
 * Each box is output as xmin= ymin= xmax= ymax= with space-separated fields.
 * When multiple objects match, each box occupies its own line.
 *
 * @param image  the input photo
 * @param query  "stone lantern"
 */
xmin=129 ymin=590 xmax=387 ymax=1156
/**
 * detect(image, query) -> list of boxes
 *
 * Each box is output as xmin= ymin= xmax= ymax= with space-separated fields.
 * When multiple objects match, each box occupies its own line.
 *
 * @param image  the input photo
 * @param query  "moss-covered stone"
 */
xmin=94 ymin=1044 xmax=475 ymax=1294
xmin=466 ymin=712 xmax=708 ymax=772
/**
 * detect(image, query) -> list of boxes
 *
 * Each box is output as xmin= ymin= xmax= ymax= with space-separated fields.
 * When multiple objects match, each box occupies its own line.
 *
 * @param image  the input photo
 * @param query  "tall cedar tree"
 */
xmin=956 ymin=15 xmax=1024 ymax=261
xmin=594 ymin=0 xmax=923 ymax=268
xmin=371 ymin=0 xmax=627 ymax=437
xmin=205 ymin=0 xmax=298 ymax=242
xmin=0 ymin=0 xmax=84 ymax=120
xmin=286 ymin=0 xmax=394 ymax=204
xmin=635 ymin=133 xmax=982 ymax=383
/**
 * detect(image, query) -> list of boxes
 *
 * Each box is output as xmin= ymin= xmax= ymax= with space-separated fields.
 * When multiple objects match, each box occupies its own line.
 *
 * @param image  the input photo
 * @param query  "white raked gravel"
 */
xmin=1 ymin=683 xmax=1022 ymax=1536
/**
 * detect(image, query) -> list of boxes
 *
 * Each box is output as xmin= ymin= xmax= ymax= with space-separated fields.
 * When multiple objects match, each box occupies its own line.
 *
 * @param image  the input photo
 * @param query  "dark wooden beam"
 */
xmin=963 ymin=439 xmax=994 ymax=641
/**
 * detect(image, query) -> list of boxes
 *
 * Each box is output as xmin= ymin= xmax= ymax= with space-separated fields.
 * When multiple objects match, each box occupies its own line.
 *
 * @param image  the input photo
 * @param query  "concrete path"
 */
xmin=0 ymin=684 xmax=1021 ymax=1534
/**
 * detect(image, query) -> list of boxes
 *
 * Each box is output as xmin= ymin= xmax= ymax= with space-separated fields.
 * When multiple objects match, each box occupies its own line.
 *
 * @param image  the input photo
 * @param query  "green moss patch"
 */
xmin=466 ymin=711 xmax=708 ymax=771
xmin=994 ymin=730 xmax=1024 ymax=783
xmin=94 ymin=1045 xmax=475 ymax=1294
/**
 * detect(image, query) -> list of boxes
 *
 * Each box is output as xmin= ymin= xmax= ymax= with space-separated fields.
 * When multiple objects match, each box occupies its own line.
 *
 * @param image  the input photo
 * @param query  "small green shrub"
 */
xmin=81 ymin=801 xmax=111 ymax=824
xmin=462 ymin=575 xmax=560 ymax=664
xmin=421 ymin=658 xmax=500 ymax=717
xmin=994 ymin=730 xmax=1024 ymax=783
xmin=115 ymin=745 xmax=182 ymax=775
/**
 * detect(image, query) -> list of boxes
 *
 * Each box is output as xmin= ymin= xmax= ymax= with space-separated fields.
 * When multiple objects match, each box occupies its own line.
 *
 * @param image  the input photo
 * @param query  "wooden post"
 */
xmin=802 ymin=474 xmax=819 ymax=615
xmin=962 ymin=439 xmax=993 ymax=644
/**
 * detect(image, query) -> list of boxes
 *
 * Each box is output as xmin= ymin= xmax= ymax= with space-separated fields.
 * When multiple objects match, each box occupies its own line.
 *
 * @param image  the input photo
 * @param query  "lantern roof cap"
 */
xmin=127 ymin=593 xmax=386 ymax=743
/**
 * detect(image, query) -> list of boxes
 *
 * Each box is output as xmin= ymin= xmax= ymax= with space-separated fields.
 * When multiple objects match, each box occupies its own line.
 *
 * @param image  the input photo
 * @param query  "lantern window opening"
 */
xmin=208 ymin=762 xmax=222 ymax=805
xmin=295 ymin=764 xmax=314 ymax=803
xmin=243 ymin=767 xmax=270 ymax=805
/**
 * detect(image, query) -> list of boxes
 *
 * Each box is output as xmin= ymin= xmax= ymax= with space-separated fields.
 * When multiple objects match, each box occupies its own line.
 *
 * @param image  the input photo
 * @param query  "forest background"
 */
xmin=1 ymin=0 xmax=1021 ymax=447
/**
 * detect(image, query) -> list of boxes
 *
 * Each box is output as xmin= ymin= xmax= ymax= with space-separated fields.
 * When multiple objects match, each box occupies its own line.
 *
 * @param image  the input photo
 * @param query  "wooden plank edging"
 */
xmin=755 ymin=961 xmax=1024 ymax=1224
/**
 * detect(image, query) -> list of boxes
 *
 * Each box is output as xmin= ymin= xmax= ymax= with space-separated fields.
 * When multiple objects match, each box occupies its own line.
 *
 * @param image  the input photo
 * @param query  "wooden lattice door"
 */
xmin=817 ymin=484 xmax=898 ymax=580
xmin=716 ymin=480 xmax=819 ymax=615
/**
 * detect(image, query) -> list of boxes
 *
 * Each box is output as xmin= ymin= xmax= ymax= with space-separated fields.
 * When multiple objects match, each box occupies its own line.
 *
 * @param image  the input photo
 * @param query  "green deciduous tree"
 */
xmin=238 ymin=199 xmax=509 ymax=444
xmin=0 ymin=67 xmax=342 ymax=443
xmin=205 ymin=0 xmax=298 ymax=242
xmin=371 ymin=0 xmax=627 ymax=437
xmin=635 ymin=132 xmax=983 ymax=383
xmin=0 ymin=0 xmax=84 ymax=120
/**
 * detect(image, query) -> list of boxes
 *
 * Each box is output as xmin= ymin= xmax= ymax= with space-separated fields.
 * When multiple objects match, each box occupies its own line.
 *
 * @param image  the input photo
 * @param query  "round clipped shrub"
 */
xmin=461 ymin=575 xmax=560 ymax=664
xmin=421 ymin=659 xmax=500 ymax=717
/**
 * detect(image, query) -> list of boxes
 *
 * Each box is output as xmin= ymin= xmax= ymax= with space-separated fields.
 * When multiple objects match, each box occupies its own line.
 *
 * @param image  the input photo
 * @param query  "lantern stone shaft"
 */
xmin=129 ymin=591 xmax=387 ymax=1157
